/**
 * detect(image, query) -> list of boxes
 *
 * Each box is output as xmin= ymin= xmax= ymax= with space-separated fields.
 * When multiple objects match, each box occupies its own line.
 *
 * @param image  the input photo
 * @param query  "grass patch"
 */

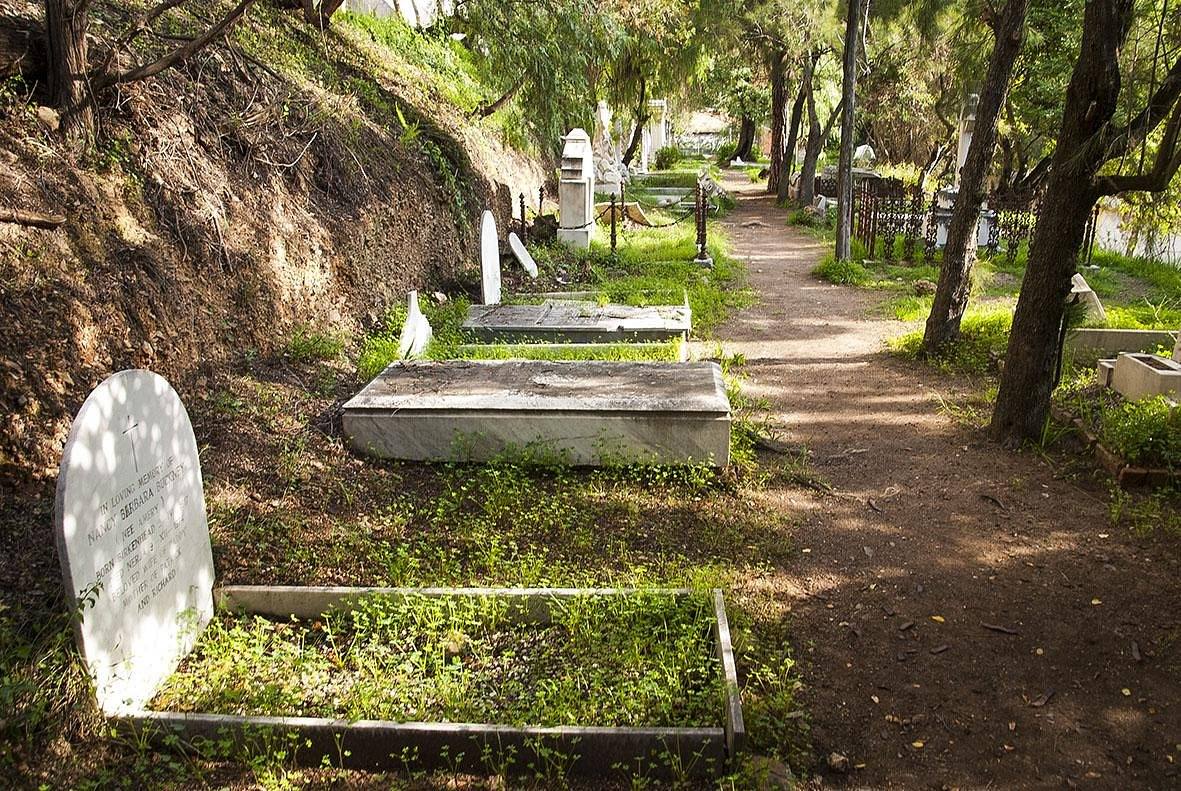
xmin=886 ymin=294 xmax=933 ymax=321
xmin=813 ymin=256 xmax=870 ymax=286
xmin=454 ymin=340 xmax=683 ymax=362
xmin=153 ymin=592 xmax=721 ymax=728
xmin=889 ymin=307 xmax=1013 ymax=376
xmin=285 ymin=324 xmax=346 ymax=363
xmin=1099 ymin=395 xmax=1181 ymax=468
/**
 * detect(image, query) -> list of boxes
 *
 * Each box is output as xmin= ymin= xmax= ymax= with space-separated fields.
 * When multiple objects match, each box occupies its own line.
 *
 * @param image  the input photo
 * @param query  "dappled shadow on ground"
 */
xmin=716 ymin=173 xmax=1181 ymax=789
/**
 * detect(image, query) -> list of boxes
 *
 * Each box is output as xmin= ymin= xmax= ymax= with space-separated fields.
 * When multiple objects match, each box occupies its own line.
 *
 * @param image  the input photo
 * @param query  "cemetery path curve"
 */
xmin=711 ymin=173 xmax=1180 ymax=789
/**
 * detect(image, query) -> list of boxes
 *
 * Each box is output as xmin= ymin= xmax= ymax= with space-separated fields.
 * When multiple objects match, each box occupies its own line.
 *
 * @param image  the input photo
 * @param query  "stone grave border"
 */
xmin=1051 ymin=405 xmax=1178 ymax=489
xmin=117 ymin=585 xmax=745 ymax=778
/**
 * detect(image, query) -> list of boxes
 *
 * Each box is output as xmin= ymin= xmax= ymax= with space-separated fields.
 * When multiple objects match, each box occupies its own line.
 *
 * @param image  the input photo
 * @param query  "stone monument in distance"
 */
xmin=557 ymin=128 xmax=595 ymax=250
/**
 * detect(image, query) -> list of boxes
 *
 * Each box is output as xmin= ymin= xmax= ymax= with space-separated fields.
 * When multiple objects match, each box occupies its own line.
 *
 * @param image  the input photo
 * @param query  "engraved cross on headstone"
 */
xmin=122 ymin=414 xmax=142 ymax=474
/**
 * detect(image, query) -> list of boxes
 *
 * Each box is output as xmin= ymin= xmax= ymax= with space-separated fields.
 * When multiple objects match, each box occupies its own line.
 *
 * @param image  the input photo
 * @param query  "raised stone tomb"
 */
xmin=1110 ymin=353 xmax=1181 ymax=401
xmin=342 ymin=359 xmax=731 ymax=465
xmin=462 ymin=299 xmax=690 ymax=343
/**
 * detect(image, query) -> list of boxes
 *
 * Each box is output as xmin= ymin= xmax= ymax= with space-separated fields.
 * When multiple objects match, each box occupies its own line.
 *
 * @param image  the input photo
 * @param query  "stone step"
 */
xmin=343 ymin=360 xmax=731 ymax=466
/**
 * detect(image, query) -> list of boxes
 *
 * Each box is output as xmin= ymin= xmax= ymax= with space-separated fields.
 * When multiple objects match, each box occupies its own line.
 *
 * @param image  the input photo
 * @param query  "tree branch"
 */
xmin=0 ymin=208 xmax=66 ymax=228
xmin=1097 ymin=103 xmax=1181 ymax=195
xmin=94 ymin=0 xmax=257 ymax=90
xmin=1100 ymin=54 xmax=1181 ymax=161
xmin=474 ymin=72 xmax=526 ymax=118
xmin=95 ymin=0 xmax=188 ymax=77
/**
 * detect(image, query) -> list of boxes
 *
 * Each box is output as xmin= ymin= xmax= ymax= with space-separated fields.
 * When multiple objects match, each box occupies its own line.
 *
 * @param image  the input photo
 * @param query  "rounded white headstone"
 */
xmin=480 ymin=210 xmax=501 ymax=305
xmin=55 ymin=370 xmax=214 ymax=714
xmin=508 ymin=232 xmax=538 ymax=278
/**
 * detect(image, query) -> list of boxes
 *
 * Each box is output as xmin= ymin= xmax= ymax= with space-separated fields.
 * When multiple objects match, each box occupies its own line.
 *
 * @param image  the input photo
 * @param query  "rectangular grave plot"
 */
xmin=342 ymin=361 xmax=731 ymax=467
xmin=118 ymin=587 xmax=745 ymax=779
xmin=462 ymin=302 xmax=690 ymax=344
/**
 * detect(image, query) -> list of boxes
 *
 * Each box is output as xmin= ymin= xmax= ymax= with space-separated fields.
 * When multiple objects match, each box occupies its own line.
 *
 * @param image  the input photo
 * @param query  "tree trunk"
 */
xmin=834 ymin=0 xmax=862 ymax=261
xmin=621 ymin=76 xmax=648 ymax=166
xmin=734 ymin=115 xmax=756 ymax=160
xmin=922 ymin=0 xmax=1029 ymax=354
xmin=798 ymin=54 xmax=843 ymax=207
xmin=766 ymin=50 xmax=788 ymax=193
xmin=990 ymin=0 xmax=1134 ymax=446
xmin=46 ymin=0 xmax=94 ymax=146
xmin=777 ymin=73 xmax=806 ymax=203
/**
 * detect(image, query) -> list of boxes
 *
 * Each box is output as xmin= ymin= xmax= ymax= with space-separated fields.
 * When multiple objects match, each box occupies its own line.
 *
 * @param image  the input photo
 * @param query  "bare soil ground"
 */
xmin=713 ymin=174 xmax=1181 ymax=789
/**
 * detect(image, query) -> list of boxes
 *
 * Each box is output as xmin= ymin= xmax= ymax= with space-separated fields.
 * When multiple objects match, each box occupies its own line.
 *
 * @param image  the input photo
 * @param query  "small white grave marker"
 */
xmin=480 ymin=210 xmax=501 ymax=305
xmin=55 ymin=370 xmax=213 ymax=715
xmin=398 ymin=290 xmax=433 ymax=359
xmin=1070 ymin=273 xmax=1107 ymax=324
xmin=508 ymin=232 xmax=538 ymax=278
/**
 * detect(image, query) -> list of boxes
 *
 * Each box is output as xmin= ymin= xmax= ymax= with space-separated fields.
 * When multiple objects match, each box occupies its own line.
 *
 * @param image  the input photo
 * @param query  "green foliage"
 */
xmin=890 ymin=307 xmax=1013 ymax=376
xmin=285 ymin=325 xmax=345 ymax=363
xmin=154 ymin=592 xmax=721 ymax=728
xmin=0 ymin=604 xmax=91 ymax=764
xmin=1099 ymin=396 xmax=1181 ymax=468
xmin=715 ymin=143 xmax=737 ymax=166
xmin=654 ymin=145 xmax=682 ymax=170
xmin=813 ymin=256 xmax=870 ymax=285
xmin=340 ymin=11 xmax=487 ymax=113
xmin=1108 ymin=486 xmax=1181 ymax=536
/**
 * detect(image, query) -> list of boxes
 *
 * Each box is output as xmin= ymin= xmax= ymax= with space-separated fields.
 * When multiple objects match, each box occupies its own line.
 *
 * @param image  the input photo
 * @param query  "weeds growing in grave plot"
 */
xmin=1055 ymin=366 xmax=1181 ymax=471
xmin=152 ymin=592 xmax=722 ymax=727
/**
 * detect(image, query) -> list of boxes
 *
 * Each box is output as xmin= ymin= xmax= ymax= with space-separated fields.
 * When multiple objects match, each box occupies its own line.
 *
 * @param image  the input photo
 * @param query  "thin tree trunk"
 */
xmin=798 ymin=52 xmax=843 ymax=207
xmin=777 ymin=73 xmax=806 ymax=203
xmin=835 ymin=0 xmax=862 ymax=261
xmin=734 ymin=115 xmax=756 ymax=160
xmin=766 ymin=50 xmax=788 ymax=194
xmin=621 ymin=77 xmax=648 ymax=166
xmin=922 ymin=0 xmax=1029 ymax=354
xmin=46 ymin=0 xmax=94 ymax=146
xmin=990 ymin=0 xmax=1134 ymax=446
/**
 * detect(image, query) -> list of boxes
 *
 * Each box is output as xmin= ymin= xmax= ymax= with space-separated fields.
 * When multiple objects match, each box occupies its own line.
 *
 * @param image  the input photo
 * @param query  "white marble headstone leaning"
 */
xmin=55 ymin=370 xmax=214 ymax=715
xmin=507 ymin=232 xmax=538 ymax=278
xmin=480 ymin=210 xmax=501 ymax=305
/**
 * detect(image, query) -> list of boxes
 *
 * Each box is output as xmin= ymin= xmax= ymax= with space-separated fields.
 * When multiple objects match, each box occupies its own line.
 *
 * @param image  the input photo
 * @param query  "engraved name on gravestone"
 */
xmin=55 ymin=370 xmax=214 ymax=714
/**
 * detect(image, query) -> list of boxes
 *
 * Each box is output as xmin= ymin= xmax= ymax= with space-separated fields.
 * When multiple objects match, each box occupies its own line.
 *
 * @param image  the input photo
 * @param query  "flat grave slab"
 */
xmin=462 ymin=300 xmax=691 ymax=343
xmin=342 ymin=360 xmax=731 ymax=465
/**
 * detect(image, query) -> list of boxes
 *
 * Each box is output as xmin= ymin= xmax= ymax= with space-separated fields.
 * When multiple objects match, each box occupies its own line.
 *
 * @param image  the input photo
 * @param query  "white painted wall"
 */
xmin=1095 ymin=205 xmax=1181 ymax=266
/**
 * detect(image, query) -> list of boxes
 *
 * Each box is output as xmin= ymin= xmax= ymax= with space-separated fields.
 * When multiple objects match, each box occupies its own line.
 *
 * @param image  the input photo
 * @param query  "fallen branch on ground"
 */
xmin=0 ymin=208 xmax=66 ymax=229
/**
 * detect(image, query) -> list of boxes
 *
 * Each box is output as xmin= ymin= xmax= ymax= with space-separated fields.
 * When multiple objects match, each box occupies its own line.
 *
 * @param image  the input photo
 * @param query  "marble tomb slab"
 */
xmin=461 ymin=300 xmax=690 ymax=343
xmin=342 ymin=360 xmax=731 ymax=466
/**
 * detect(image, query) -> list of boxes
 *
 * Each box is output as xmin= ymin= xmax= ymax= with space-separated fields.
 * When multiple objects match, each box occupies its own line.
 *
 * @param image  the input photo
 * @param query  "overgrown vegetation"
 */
xmin=356 ymin=217 xmax=750 ymax=379
xmin=154 ymin=593 xmax=722 ymax=727
xmin=889 ymin=307 xmax=1013 ymax=376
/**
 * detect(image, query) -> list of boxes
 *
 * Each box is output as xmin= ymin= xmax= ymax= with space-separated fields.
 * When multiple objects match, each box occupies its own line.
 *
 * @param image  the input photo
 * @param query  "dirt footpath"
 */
xmin=713 ymin=174 xmax=1181 ymax=789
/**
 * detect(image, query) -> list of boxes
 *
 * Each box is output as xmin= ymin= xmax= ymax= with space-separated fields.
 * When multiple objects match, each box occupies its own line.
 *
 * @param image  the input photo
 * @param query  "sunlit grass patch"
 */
xmin=153 ymin=592 xmax=722 ymax=728
xmin=889 ymin=306 xmax=1013 ymax=376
